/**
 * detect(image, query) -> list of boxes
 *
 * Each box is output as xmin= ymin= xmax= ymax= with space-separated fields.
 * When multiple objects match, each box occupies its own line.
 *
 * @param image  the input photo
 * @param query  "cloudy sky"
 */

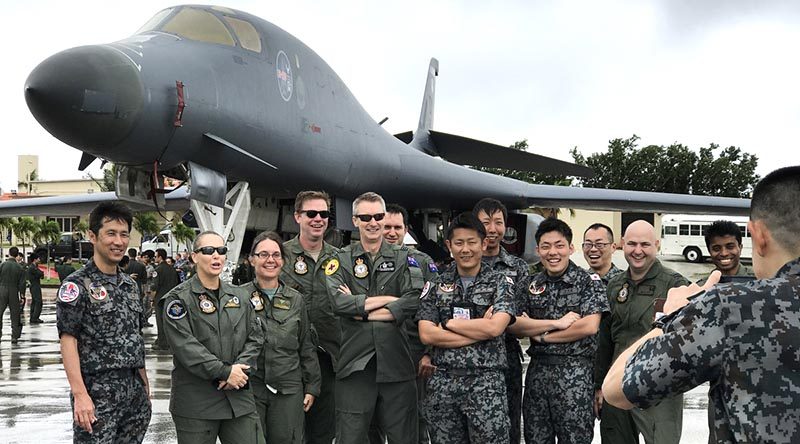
xmin=2 ymin=0 xmax=799 ymax=192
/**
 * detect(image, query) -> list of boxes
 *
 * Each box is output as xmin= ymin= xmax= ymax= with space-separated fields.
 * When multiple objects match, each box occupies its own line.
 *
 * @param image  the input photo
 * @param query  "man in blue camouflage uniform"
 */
xmin=418 ymin=212 xmax=515 ymax=444
xmin=473 ymin=198 xmax=528 ymax=443
xmin=582 ymin=223 xmax=623 ymax=286
xmin=56 ymin=202 xmax=151 ymax=443
xmin=510 ymin=218 xmax=609 ymax=443
xmin=603 ymin=165 xmax=800 ymax=444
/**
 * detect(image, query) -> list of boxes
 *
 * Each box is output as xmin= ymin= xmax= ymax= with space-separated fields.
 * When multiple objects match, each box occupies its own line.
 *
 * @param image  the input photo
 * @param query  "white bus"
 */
xmin=660 ymin=214 xmax=752 ymax=263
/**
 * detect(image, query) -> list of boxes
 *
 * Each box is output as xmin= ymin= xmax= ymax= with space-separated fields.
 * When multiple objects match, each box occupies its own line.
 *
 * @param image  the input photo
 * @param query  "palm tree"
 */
xmin=133 ymin=212 xmax=160 ymax=248
xmin=0 ymin=217 xmax=13 ymax=258
xmin=12 ymin=217 xmax=36 ymax=256
xmin=171 ymin=221 xmax=197 ymax=254
xmin=74 ymin=220 xmax=90 ymax=261
xmin=33 ymin=220 xmax=61 ymax=274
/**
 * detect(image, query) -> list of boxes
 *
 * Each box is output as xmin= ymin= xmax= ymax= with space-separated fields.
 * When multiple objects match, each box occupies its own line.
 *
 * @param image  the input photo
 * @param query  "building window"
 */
xmin=48 ymin=217 xmax=79 ymax=233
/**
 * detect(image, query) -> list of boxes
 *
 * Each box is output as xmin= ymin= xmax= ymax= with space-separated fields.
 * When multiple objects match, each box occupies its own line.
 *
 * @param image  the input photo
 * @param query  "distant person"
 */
xmin=603 ymin=166 xmax=800 ymax=443
xmin=141 ymin=250 xmax=156 ymax=320
xmin=582 ymin=223 xmax=623 ymax=285
xmin=56 ymin=202 xmax=151 ymax=442
xmin=151 ymin=248 xmax=180 ymax=350
xmin=594 ymin=220 xmax=689 ymax=444
xmin=26 ymin=254 xmax=44 ymax=324
xmin=0 ymin=247 xmax=26 ymax=343
xmin=56 ymin=256 xmax=74 ymax=282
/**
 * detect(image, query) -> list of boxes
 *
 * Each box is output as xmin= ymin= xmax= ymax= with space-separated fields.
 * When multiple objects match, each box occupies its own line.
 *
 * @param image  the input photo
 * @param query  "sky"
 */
xmin=3 ymin=0 xmax=799 ymax=193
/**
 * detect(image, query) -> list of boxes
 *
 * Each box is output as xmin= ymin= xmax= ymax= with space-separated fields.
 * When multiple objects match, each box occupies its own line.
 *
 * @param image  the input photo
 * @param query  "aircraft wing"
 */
xmin=0 ymin=188 xmax=190 ymax=217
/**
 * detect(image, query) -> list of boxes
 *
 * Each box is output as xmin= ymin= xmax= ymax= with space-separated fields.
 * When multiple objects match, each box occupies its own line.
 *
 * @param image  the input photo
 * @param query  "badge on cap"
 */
xmin=294 ymin=256 xmax=308 ymax=275
xmin=529 ymin=282 xmax=546 ymax=295
xmin=224 ymin=296 xmax=240 ymax=308
xmin=407 ymin=256 xmax=419 ymax=268
xmin=438 ymin=282 xmax=455 ymax=293
xmin=617 ymin=283 xmax=629 ymax=303
xmin=58 ymin=281 xmax=80 ymax=303
xmin=273 ymin=297 xmax=291 ymax=310
xmin=420 ymin=281 xmax=432 ymax=299
xmin=250 ymin=291 xmax=265 ymax=311
xmin=166 ymin=300 xmax=187 ymax=320
xmin=199 ymin=294 xmax=216 ymax=314
xmin=324 ymin=259 xmax=340 ymax=276
xmin=89 ymin=283 xmax=108 ymax=301
xmin=353 ymin=257 xmax=369 ymax=279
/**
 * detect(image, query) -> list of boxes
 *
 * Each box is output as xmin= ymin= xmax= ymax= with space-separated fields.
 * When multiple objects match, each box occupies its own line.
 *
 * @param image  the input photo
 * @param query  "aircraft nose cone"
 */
xmin=25 ymin=45 xmax=143 ymax=152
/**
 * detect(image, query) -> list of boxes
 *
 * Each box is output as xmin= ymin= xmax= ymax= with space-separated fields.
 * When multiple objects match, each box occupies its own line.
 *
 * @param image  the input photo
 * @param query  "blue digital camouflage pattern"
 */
xmin=623 ymin=258 xmax=800 ymax=444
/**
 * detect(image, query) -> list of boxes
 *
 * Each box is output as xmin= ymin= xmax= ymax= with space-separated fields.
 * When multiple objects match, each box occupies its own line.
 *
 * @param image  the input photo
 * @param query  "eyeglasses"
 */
xmin=298 ymin=210 xmax=330 ymax=219
xmin=253 ymin=251 xmax=283 ymax=261
xmin=194 ymin=246 xmax=228 ymax=255
xmin=581 ymin=242 xmax=611 ymax=250
xmin=355 ymin=213 xmax=385 ymax=222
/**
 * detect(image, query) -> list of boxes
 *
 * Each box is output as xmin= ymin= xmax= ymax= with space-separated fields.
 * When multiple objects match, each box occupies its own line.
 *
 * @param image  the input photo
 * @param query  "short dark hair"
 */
xmin=156 ymin=248 xmax=168 ymax=260
xmin=385 ymin=204 xmax=409 ymax=227
xmin=142 ymin=250 xmax=155 ymax=259
xmin=294 ymin=191 xmax=331 ymax=213
xmin=89 ymin=202 xmax=133 ymax=234
xmin=128 ymin=248 xmax=138 ymax=257
xmin=704 ymin=220 xmax=742 ymax=249
xmin=750 ymin=166 xmax=800 ymax=252
xmin=446 ymin=212 xmax=486 ymax=240
xmin=249 ymin=231 xmax=285 ymax=257
xmin=535 ymin=217 xmax=573 ymax=244
xmin=119 ymin=255 xmax=130 ymax=269
xmin=472 ymin=198 xmax=507 ymax=223
xmin=9 ymin=247 xmax=18 ymax=257
xmin=584 ymin=223 xmax=614 ymax=242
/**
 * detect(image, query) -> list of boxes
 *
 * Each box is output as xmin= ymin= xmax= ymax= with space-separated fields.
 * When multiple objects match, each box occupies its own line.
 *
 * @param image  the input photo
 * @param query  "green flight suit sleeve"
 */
xmin=161 ymin=290 xmax=232 ymax=381
xmin=298 ymin=297 xmax=322 ymax=396
xmin=327 ymin=259 xmax=368 ymax=318
xmin=595 ymin=314 xmax=614 ymax=390
xmin=18 ymin=265 xmax=26 ymax=295
xmin=234 ymin=300 xmax=265 ymax=369
xmin=384 ymin=261 xmax=420 ymax=325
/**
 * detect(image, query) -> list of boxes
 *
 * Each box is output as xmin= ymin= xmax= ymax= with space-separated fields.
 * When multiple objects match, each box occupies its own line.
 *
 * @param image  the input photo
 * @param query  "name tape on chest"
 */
xmin=377 ymin=261 xmax=395 ymax=272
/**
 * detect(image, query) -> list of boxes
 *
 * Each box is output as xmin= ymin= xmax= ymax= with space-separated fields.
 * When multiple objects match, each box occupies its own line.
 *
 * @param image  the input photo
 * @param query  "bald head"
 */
xmin=622 ymin=220 xmax=660 ymax=280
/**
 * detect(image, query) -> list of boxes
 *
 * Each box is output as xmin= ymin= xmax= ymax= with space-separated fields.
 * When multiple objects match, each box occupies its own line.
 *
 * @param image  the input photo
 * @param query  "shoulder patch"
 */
xmin=505 ymin=276 xmax=514 ymax=285
xmin=166 ymin=300 xmax=187 ymax=320
xmin=590 ymin=273 xmax=601 ymax=281
xmin=58 ymin=281 xmax=81 ymax=303
xmin=420 ymin=281 xmax=432 ymax=299
xmin=324 ymin=258 xmax=340 ymax=276
xmin=428 ymin=262 xmax=438 ymax=273
xmin=407 ymin=256 xmax=419 ymax=268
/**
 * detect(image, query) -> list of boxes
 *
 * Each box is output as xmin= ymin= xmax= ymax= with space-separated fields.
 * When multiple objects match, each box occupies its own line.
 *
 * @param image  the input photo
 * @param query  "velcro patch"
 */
xmin=590 ymin=273 xmax=601 ymax=281
xmin=378 ymin=261 xmax=395 ymax=272
xmin=420 ymin=281 xmax=431 ymax=299
xmin=324 ymin=259 xmax=340 ymax=276
xmin=58 ymin=282 xmax=80 ymax=303
xmin=407 ymin=256 xmax=419 ymax=268
xmin=166 ymin=300 xmax=187 ymax=320
xmin=428 ymin=262 xmax=438 ymax=273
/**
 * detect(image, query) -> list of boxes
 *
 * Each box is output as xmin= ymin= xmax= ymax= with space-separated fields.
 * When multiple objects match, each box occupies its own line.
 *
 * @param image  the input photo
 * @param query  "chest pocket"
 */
xmin=527 ymin=294 xmax=548 ymax=318
xmin=470 ymin=289 xmax=495 ymax=317
xmin=267 ymin=309 xmax=300 ymax=350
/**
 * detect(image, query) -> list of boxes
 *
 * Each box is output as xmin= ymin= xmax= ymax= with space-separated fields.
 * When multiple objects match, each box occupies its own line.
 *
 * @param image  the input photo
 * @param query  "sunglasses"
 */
xmin=298 ymin=210 xmax=330 ymax=219
xmin=194 ymin=246 xmax=228 ymax=255
xmin=355 ymin=213 xmax=385 ymax=222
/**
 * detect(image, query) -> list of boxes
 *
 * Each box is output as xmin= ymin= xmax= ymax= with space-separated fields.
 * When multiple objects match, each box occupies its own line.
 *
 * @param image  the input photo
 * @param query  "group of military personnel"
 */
xmin=51 ymin=164 xmax=800 ymax=444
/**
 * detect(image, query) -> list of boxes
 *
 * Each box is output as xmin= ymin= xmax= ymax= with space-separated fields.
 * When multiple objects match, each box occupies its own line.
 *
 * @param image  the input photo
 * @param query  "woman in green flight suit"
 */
xmin=244 ymin=231 xmax=321 ymax=443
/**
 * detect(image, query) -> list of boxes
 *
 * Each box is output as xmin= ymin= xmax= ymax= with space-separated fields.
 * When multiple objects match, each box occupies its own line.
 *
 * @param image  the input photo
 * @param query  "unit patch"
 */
xmin=529 ymin=282 xmax=546 ymax=295
xmin=89 ymin=283 xmax=108 ymax=301
xmin=294 ymin=256 xmax=308 ymax=275
xmin=57 ymin=282 xmax=80 ymax=303
xmin=428 ymin=262 xmax=438 ymax=273
xmin=420 ymin=281 xmax=432 ymax=299
xmin=224 ymin=296 xmax=240 ymax=308
xmin=250 ymin=291 xmax=265 ymax=311
xmin=438 ymin=282 xmax=455 ymax=293
xmin=324 ymin=259 xmax=340 ymax=276
xmin=166 ymin=300 xmax=187 ymax=320
xmin=353 ymin=258 xmax=369 ymax=279
xmin=199 ymin=294 xmax=217 ymax=314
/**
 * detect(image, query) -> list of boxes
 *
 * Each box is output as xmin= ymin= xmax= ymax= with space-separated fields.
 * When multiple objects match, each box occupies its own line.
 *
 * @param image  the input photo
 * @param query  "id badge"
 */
xmin=451 ymin=302 xmax=475 ymax=320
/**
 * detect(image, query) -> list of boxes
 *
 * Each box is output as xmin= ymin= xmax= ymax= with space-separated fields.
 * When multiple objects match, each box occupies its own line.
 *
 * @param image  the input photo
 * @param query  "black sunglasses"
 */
xmin=194 ymin=246 xmax=228 ymax=255
xmin=298 ymin=210 xmax=330 ymax=219
xmin=355 ymin=213 xmax=385 ymax=222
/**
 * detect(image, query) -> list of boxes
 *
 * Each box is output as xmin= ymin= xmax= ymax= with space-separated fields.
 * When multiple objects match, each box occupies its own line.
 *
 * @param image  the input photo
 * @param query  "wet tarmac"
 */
xmin=0 ymin=254 xmax=718 ymax=443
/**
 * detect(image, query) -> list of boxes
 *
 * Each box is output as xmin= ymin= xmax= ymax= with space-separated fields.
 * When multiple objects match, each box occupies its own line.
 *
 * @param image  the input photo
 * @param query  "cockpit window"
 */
xmin=161 ymin=8 xmax=235 ymax=47
xmin=223 ymin=16 xmax=262 ymax=53
xmin=136 ymin=8 xmax=173 ymax=34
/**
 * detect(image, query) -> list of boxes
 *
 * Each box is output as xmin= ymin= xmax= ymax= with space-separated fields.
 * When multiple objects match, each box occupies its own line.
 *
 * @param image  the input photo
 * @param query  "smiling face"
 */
xmin=583 ymin=227 xmax=615 ymax=272
xmin=353 ymin=200 xmax=385 ymax=244
xmin=295 ymin=198 xmax=329 ymax=242
xmin=446 ymin=227 xmax=487 ymax=275
xmin=383 ymin=212 xmax=406 ymax=245
xmin=622 ymin=221 xmax=659 ymax=278
xmin=191 ymin=233 xmax=226 ymax=279
xmin=708 ymin=234 xmax=742 ymax=274
xmin=476 ymin=210 xmax=505 ymax=253
xmin=537 ymin=230 xmax=574 ymax=276
xmin=89 ymin=217 xmax=130 ymax=270
xmin=251 ymin=238 xmax=283 ymax=282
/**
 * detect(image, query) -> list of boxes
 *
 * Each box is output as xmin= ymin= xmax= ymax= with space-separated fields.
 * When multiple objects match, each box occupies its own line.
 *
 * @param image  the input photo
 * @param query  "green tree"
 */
xmin=476 ymin=139 xmax=574 ymax=186
xmin=88 ymin=163 xmax=117 ymax=192
xmin=18 ymin=169 xmax=39 ymax=193
xmin=133 ymin=212 xmax=160 ymax=247
xmin=32 ymin=219 xmax=61 ymax=271
xmin=171 ymin=221 xmax=197 ymax=253
xmin=74 ymin=220 xmax=90 ymax=261
xmin=691 ymin=144 xmax=760 ymax=198
xmin=12 ymin=217 xmax=36 ymax=256
xmin=0 ymin=217 xmax=13 ymax=258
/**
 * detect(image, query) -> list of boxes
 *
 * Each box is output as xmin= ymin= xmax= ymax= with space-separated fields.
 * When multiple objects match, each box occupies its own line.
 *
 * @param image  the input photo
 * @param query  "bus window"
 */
xmin=664 ymin=226 xmax=677 ymax=236
xmin=679 ymin=224 xmax=689 ymax=236
xmin=690 ymin=224 xmax=701 ymax=236
xmin=161 ymin=8 xmax=235 ymax=46
xmin=224 ymin=16 xmax=262 ymax=53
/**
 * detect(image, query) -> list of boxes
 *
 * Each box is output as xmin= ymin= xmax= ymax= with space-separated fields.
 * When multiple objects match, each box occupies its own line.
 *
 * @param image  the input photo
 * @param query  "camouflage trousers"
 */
xmin=523 ymin=356 xmax=594 ymax=444
xmin=505 ymin=337 xmax=523 ymax=444
xmin=423 ymin=369 xmax=510 ymax=444
xmin=73 ymin=369 xmax=151 ymax=444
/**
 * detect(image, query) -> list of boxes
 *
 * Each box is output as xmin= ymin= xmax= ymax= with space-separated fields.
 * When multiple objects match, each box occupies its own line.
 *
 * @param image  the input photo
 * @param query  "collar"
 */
xmin=625 ymin=259 xmax=663 ymax=283
xmin=777 ymin=257 xmax=800 ymax=278
xmin=350 ymin=239 xmax=395 ymax=260
xmin=189 ymin=274 xmax=229 ymax=297
xmin=287 ymin=235 xmax=335 ymax=256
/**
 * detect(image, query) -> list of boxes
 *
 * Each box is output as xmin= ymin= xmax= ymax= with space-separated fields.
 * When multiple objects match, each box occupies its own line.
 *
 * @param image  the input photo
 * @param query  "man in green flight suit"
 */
xmin=281 ymin=190 xmax=341 ymax=444
xmin=595 ymin=220 xmax=689 ymax=444
xmin=0 ymin=246 xmax=26 ymax=343
xmin=326 ymin=192 xmax=421 ymax=444
xmin=160 ymin=231 xmax=265 ymax=444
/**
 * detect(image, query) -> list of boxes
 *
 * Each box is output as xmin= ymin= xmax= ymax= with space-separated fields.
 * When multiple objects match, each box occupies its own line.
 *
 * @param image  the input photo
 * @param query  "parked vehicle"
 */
xmin=34 ymin=232 xmax=93 ymax=262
